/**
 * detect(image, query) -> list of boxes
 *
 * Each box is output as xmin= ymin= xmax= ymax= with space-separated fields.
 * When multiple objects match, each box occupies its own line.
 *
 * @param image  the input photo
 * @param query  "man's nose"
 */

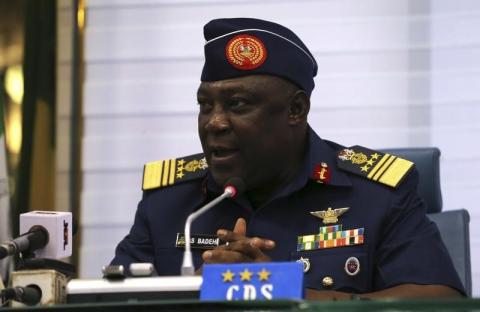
xmin=205 ymin=109 xmax=230 ymax=133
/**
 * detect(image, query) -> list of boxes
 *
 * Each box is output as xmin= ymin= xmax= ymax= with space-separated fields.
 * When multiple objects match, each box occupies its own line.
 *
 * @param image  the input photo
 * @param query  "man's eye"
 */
xmin=197 ymin=101 xmax=212 ymax=112
xmin=228 ymin=98 xmax=249 ymax=110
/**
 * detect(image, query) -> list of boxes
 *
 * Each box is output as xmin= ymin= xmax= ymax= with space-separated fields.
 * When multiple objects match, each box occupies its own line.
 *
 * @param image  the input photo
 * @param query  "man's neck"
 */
xmin=246 ymin=129 xmax=308 ymax=209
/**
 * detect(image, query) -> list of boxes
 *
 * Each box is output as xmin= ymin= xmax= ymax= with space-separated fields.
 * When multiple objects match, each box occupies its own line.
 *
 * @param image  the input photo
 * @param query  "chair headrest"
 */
xmin=380 ymin=147 xmax=442 ymax=213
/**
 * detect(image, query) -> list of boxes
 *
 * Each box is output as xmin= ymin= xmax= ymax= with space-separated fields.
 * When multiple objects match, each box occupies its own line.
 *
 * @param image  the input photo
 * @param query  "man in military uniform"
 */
xmin=111 ymin=18 xmax=464 ymax=299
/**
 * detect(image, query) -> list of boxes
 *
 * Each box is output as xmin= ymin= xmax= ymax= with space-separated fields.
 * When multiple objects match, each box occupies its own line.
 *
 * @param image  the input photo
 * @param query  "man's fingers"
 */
xmin=249 ymin=237 xmax=276 ymax=250
xmin=217 ymin=230 xmax=275 ymax=251
xmin=202 ymin=249 xmax=251 ymax=264
xmin=222 ymin=237 xmax=274 ymax=261
xmin=237 ymin=237 xmax=275 ymax=261
xmin=233 ymin=218 xmax=246 ymax=235
xmin=216 ymin=218 xmax=247 ymax=243
xmin=217 ymin=228 xmax=244 ymax=243
xmin=210 ymin=218 xmax=275 ymax=263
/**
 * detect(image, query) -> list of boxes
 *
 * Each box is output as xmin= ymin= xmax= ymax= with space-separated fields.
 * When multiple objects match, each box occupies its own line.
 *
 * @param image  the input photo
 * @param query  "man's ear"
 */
xmin=288 ymin=90 xmax=310 ymax=125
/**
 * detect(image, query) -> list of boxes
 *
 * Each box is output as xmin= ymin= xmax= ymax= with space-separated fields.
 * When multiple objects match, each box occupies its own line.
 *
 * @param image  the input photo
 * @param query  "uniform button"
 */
xmin=322 ymin=276 xmax=334 ymax=288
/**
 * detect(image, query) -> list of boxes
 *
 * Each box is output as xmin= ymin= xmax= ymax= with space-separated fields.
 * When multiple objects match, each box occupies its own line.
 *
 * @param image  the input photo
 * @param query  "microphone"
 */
xmin=8 ymin=269 xmax=68 ymax=307
xmin=0 ymin=226 xmax=49 ymax=260
xmin=181 ymin=177 xmax=245 ymax=276
xmin=0 ymin=211 xmax=72 ymax=260
xmin=1 ymin=285 xmax=42 ymax=306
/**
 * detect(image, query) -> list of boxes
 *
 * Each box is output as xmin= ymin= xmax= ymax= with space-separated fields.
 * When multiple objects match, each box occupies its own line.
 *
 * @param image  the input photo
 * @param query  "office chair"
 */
xmin=381 ymin=147 xmax=472 ymax=297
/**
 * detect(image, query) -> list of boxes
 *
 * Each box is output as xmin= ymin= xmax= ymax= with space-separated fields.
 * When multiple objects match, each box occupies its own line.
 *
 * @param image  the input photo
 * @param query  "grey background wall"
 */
xmin=73 ymin=0 xmax=480 ymax=295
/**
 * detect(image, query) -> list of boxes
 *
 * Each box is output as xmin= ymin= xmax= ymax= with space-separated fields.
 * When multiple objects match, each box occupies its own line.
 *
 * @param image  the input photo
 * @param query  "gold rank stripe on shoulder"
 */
xmin=367 ymin=153 xmax=413 ymax=187
xmin=142 ymin=153 xmax=208 ymax=191
xmin=143 ymin=159 xmax=176 ymax=190
xmin=337 ymin=146 xmax=414 ymax=188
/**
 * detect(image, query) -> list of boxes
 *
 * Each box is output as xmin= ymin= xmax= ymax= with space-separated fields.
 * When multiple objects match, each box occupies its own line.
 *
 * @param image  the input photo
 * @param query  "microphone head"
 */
xmin=20 ymin=211 xmax=73 ymax=259
xmin=224 ymin=177 xmax=246 ymax=199
xmin=25 ymin=225 xmax=50 ymax=254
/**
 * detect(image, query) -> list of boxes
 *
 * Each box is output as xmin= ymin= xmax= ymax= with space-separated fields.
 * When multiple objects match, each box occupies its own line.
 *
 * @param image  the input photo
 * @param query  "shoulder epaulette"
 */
xmin=142 ymin=153 xmax=208 ymax=191
xmin=336 ymin=145 xmax=414 ymax=188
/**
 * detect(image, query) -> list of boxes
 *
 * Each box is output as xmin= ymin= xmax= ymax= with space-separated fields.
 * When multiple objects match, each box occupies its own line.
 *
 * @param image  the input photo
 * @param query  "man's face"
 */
xmin=197 ymin=75 xmax=296 ymax=190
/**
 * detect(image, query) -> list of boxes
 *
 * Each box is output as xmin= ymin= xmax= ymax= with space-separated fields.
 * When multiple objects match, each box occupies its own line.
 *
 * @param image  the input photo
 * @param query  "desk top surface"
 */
xmin=3 ymin=298 xmax=480 ymax=312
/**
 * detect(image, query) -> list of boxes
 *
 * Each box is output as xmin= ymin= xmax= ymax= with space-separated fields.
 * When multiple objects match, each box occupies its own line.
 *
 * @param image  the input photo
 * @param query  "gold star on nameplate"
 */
xmin=222 ymin=269 xmax=235 ymax=283
xmin=310 ymin=207 xmax=350 ymax=225
xmin=239 ymin=269 xmax=253 ymax=282
xmin=257 ymin=269 xmax=271 ymax=281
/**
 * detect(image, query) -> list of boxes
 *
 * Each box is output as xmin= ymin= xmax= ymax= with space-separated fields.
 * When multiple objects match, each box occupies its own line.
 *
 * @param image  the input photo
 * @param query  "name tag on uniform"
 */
xmin=175 ymin=233 xmax=220 ymax=250
xmin=200 ymin=262 xmax=304 ymax=301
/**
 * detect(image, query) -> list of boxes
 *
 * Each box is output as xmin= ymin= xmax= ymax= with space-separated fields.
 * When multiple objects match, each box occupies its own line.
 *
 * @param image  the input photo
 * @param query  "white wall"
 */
xmin=430 ymin=0 xmax=480 ymax=296
xmin=81 ymin=0 xmax=480 ymax=296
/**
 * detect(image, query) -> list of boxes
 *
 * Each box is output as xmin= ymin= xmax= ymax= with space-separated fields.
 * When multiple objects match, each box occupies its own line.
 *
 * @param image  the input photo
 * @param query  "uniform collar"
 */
xmin=204 ymin=125 xmax=352 ymax=198
xmin=305 ymin=126 xmax=352 ymax=187
xmin=270 ymin=126 xmax=352 ymax=199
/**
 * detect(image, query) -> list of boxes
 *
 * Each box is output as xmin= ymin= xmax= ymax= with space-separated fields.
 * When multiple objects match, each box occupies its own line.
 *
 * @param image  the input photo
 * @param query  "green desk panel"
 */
xmin=3 ymin=299 xmax=480 ymax=312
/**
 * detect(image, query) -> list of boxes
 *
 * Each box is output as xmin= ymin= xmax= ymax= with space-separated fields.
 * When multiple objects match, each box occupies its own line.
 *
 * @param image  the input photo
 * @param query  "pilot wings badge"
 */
xmin=310 ymin=207 xmax=350 ymax=225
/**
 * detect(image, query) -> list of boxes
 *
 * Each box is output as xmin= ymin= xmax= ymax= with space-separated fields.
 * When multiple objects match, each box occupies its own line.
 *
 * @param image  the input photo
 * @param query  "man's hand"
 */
xmin=202 ymin=218 xmax=275 ymax=264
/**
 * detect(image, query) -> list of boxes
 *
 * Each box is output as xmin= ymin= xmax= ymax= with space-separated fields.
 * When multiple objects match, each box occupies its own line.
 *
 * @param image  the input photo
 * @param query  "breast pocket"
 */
xmin=290 ymin=246 xmax=369 ymax=293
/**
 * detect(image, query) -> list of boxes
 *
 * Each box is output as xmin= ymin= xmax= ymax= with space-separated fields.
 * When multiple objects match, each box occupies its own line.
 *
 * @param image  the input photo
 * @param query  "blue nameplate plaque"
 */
xmin=200 ymin=262 xmax=304 ymax=301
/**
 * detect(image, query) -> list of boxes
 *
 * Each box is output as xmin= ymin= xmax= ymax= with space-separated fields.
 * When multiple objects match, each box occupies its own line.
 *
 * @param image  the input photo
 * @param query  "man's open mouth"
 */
xmin=213 ymin=148 xmax=238 ymax=157
xmin=210 ymin=146 xmax=239 ymax=162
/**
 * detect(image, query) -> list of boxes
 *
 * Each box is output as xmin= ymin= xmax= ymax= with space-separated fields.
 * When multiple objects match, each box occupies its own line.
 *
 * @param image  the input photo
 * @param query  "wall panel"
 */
xmin=431 ymin=1 xmax=480 ymax=296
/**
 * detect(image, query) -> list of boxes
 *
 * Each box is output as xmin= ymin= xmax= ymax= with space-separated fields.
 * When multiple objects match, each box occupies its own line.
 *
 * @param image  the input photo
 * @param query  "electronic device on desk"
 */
xmin=67 ymin=263 xmax=201 ymax=303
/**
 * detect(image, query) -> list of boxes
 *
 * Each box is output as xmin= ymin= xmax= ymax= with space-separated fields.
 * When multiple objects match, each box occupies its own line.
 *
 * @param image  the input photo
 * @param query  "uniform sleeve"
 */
xmin=110 ymin=198 xmax=154 ymax=271
xmin=374 ymin=169 xmax=466 ymax=295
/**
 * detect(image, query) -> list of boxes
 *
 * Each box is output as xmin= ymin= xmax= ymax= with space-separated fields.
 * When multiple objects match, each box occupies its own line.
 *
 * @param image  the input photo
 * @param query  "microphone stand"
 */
xmin=181 ymin=187 xmax=236 ymax=276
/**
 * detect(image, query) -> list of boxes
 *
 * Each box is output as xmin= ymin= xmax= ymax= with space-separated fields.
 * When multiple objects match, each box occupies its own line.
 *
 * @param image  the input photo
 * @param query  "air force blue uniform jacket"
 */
xmin=111 ymin=128 xmax=465 ymax=294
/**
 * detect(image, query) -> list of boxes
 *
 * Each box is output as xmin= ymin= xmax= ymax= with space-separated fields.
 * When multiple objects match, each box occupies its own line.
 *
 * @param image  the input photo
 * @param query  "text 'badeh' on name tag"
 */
xmin=200 ymin=262 xmax=304 ymax=301
xmin=175 ymin=233 xmax=220 ymax=250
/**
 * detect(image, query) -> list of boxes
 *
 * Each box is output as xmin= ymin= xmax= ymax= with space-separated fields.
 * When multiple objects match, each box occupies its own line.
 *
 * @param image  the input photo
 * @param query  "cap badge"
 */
xmin=310 ymin=207 xmax=349 ymax=225
xmin=345 ymin=257 xmax=360 ymax=276
xmin=225 ymin=34 xmax=267 ymax=70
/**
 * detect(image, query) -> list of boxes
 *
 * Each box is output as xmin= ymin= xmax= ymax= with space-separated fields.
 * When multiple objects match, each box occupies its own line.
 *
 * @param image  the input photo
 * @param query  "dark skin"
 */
xmin=196 ymin=75 xmax=462 ymax=300
xmin=197 ymin=74 xmax=308 ymax=208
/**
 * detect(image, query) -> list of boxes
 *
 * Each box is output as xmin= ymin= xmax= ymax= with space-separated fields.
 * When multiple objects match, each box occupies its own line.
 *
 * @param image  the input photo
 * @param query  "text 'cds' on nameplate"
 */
xmin=200 ymin=262 xmax=304 ymax=301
